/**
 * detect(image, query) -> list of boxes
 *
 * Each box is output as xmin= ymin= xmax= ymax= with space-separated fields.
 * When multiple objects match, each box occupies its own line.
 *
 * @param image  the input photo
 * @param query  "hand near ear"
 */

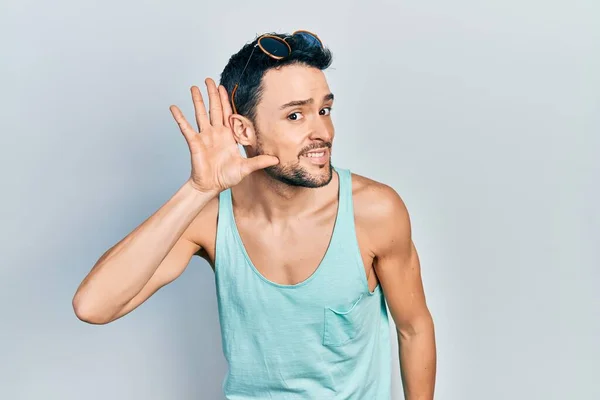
xmin=169 ymin=78 xmax=279 ymax=194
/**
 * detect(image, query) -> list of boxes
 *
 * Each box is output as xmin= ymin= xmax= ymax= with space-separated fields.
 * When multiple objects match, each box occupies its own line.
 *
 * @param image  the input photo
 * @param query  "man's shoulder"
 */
xmin=349 ymin=170 xmax=410 ymax=241
xmin=349 ymin=171 xmax=407 ymax=215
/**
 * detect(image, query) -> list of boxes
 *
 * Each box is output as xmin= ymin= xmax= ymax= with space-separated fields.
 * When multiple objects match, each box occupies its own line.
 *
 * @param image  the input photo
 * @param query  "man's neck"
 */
xmin=232 ymin=169 xmax=338 ymax=222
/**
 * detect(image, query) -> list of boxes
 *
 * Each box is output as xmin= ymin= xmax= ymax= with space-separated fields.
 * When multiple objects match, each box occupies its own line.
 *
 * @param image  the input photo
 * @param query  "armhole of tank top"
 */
xmin=214 ymin=189 xmax=230 ymax=273
xmin=340 ymin=168 xmax=372 ymax=294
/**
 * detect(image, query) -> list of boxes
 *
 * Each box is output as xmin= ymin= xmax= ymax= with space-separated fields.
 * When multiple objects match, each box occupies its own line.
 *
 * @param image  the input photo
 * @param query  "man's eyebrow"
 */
xmin=279 ymin=93 xmax=335 ymax=110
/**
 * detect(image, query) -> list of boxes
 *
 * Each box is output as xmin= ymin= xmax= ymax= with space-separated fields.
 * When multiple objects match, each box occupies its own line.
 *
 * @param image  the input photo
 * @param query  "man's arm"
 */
xmin=72 ymin=180 xmax=215 ymax=324
xmin=72 ymin=79 xmax=279 ymax=325
xmin=367 ymin=184 xmax=436 ymax=399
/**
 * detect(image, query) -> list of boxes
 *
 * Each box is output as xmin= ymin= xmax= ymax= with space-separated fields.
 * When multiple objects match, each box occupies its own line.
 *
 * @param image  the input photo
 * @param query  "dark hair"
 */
xmin=219 ymin=32 xmax=333 ymax=123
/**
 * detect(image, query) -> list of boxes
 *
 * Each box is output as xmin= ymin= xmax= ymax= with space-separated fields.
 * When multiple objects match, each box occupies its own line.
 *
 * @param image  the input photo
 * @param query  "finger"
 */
xmin=240 ymin=155 xmax=280 ymax=177
xmin=218 ymin=85 xmax=233 ymax=128
xmin=205 ymin=78 xmax=223 ymax=127
xmin=191 ymin=86 xmax=209 ymax=132
xmin=169 ymin=105 xmax=197 ymax=144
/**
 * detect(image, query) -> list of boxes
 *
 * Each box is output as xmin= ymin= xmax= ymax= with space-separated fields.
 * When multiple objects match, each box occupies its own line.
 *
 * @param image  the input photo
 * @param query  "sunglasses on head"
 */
xmin=230 ymin=30 xmax=323 ymax=115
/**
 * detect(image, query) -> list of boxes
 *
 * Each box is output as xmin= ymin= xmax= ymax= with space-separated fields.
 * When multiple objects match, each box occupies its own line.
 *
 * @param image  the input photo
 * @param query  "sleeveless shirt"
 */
xmin=214 ymin=166 xmax=391 ymax=399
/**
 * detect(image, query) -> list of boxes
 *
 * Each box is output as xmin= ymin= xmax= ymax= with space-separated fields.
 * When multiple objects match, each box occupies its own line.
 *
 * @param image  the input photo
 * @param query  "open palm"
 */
xmin=169 ymin=78 xmax=279 ymax=194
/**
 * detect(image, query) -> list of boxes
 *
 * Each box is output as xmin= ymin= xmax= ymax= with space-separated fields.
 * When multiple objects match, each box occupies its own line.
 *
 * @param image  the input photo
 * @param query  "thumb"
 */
xmin=240 ymin=154 xmax=280 ymax=177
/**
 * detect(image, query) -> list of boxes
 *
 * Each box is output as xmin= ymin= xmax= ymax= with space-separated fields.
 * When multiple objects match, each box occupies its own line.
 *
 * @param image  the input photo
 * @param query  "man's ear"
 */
xmin=229 ymin=114 xmax=256 ymax=146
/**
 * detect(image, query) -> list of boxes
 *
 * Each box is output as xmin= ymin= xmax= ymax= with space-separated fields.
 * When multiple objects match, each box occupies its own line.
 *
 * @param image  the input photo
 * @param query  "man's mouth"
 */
xmin=301 ymin=148 xmax=330 ymax=165
xmin=304 ymin=150 xmax=326 ymax=158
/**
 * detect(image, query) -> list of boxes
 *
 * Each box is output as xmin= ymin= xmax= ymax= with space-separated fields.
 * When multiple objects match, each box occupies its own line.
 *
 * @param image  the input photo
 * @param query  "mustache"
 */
xmin=299 ymin=142 xmax=332 ymax=156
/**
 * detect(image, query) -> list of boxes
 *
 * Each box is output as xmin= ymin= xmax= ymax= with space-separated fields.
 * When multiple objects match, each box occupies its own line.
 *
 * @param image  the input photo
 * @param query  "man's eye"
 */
xmin=288 ymin=112 xmax=303 ymax=121
xmin=320 ymin=107 xmax=332 ymax=116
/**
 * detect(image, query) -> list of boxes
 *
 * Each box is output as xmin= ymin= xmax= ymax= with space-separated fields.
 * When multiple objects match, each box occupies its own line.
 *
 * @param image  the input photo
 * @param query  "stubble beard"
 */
xmin=254 ymin=131 xmax=333 ymax=189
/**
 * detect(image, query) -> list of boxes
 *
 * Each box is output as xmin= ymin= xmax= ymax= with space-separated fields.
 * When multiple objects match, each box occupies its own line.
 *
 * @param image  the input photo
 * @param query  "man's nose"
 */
xmin=308 ymin=116 xmax=333 ymax=142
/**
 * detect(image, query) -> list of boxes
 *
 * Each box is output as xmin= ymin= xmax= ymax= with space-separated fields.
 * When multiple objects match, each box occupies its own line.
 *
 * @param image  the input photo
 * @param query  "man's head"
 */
xmin=219 ymin=32 xmax=335 ymax=188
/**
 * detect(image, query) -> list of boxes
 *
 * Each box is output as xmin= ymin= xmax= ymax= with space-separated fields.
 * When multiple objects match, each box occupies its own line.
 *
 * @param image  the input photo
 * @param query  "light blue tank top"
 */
xmin=214 ymin=166 xmax=391 ymax=399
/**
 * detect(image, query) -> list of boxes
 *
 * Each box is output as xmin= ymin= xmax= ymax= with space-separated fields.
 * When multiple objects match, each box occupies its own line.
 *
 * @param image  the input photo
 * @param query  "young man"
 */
xmin=73 ymin=31 xmax=436 ymax=399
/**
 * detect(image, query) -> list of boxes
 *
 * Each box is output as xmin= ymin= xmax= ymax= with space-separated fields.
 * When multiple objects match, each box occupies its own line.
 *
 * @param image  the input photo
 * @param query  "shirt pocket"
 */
xmin=323 ymin=293 xmax=370 ymax=347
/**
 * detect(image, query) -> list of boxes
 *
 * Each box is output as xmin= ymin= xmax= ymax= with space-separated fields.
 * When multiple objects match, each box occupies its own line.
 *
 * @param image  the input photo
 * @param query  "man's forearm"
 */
xmin=398 ymin=317 xmax=437 ymax=400
xmin=72 ymin=179 xmax=215 ymax=323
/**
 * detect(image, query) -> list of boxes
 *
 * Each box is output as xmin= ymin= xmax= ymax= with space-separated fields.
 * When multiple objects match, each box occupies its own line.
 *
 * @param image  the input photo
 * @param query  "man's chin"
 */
xmin=264 ymin=161 xmax=333 ymax=188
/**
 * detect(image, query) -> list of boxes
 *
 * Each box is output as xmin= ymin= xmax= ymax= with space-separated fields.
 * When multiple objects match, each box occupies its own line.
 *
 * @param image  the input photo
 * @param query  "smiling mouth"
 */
xmin=301 ymin=148 xmax=330 ymax=164
xmin=303 ymin=150 xmax=326 ymax=158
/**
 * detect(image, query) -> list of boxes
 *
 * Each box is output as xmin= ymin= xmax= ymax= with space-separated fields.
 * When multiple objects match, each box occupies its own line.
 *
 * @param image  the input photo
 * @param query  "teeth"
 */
xmin=305 ymin=151 xmax=325 ymax=158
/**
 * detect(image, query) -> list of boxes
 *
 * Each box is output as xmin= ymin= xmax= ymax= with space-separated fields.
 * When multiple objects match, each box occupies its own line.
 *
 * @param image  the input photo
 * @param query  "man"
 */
xmin=73 ymin=30 xmax=436 ymax=399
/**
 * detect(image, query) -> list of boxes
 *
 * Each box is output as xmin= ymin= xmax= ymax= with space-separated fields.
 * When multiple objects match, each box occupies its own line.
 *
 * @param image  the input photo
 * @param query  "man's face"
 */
xmin=251 ymin=64 xmax=335 ymax=188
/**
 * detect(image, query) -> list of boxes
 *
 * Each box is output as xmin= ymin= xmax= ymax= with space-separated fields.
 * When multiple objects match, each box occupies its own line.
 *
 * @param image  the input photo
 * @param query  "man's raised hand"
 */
xmin=169 ymin=78 xmax=279 ymax=194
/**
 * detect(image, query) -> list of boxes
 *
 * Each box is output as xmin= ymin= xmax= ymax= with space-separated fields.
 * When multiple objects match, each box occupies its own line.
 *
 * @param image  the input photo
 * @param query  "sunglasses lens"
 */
xmin=259 ymin=37 xmax=290 ymax=58
xmin=294 ymin=31 xmax=322 ymax=48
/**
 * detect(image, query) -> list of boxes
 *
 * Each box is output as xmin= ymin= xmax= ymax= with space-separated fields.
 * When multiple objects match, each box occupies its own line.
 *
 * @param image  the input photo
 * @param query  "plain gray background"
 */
xmin=1 ymin=0 xmax=598 ymax=399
